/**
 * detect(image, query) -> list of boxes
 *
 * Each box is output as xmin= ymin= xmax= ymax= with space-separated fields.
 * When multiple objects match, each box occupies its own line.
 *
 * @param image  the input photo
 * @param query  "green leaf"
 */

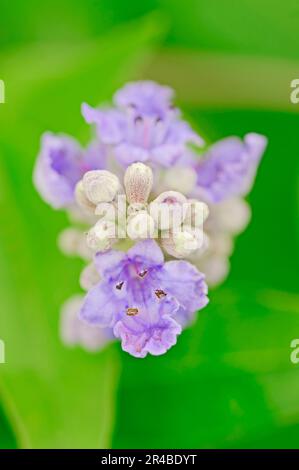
xmin=0 ymin=404 xmax=17 ymax=449
xmin=162 ymin=0 xmax=299 ymax=61
xmin=112 ymin=286 xmax=299 ymax=449
xmin=0 ymin=15 xmax=164 ymax=448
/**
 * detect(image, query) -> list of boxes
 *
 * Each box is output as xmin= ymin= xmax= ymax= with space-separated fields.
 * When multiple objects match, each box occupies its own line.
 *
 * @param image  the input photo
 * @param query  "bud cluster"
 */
xmin=73 ymin=162 xmax=209 ymax=258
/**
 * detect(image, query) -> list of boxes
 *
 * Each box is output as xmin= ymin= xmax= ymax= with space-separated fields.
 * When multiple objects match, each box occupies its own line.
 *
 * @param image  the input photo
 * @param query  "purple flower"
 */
xmin=113 ymin=80 xmax=175 ymax=119
xmin=194 ymin=133 xmax=267 ymax=203
xmin=33 ymin=133 xmax=106 ymax=209
xmin=82 ymin=81 xmax=204 ymax=168
xmin=82 ymin=103 xmax=202 ymax=168
xmin=79 ymin=240 xmax=208 ymax=358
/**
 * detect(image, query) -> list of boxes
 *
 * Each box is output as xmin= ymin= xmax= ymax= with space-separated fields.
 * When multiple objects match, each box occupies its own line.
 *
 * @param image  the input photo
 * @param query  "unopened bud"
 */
xmin=94 ymin=201 xmax=117 ymax=221
xmin=83 ymin=170 xmax=120 ymax=204
xmin=127 ymin=202 xmax=148 ymax=216
xmin=210 ymin=197 xmax=251 ymax=234
xmin=75 ymin=180 xmax=96 ymax=213
xmin=150 ymin=191 xmax=187 ymax=231
xmin=162 ymin=167 xmax=197 ymax=194
xmin=184 ymin=199 xmax=209 ymax=228
xmin=80 ymin=263 xmax=100 ymax=291
xmin=60 ymin=295 xmax=110 ymax=351
xmin=127 ymin=211 xmax=156 ymax=240
xmin=86 ymin=219 xmax=116 ymax=252
xmin=209 ymin=233 xmax=233 ymax=257
xmin=187 ymin=232 xmax=210 ymax=260
xmin=161 ymin=226 xmax=204 ymax=258
xmin=124 ymin=162 xmax=153 ymax=204
xmin=58 ymin=227 xmax=92 ymax=260
xmin=197 ymin=255 xmax=229 ymax=287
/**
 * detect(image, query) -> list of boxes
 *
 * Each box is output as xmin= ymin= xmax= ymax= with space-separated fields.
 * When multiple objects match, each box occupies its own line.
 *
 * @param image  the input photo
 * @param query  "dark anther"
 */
xmin=116 ymin=281 xmax=124 ymax=290
xmin=138 ymin=270 xmax=148 ymax=278
xmin=134 ymin=115 xmax=143 ymax=124
xmin=155 ymin=289 xmax=167 ymax=299
xmin=126 ymin=307 xmax=139 ymax=316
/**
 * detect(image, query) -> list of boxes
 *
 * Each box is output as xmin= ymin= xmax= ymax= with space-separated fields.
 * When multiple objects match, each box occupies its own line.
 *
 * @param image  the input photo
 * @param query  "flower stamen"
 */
xmin=138 ymin=270 xmax=148 ymax=278
xmin=126 ymin=307 xmax=139 ymax=316
xmin=155 ymin=289 xmax=167 ymax=299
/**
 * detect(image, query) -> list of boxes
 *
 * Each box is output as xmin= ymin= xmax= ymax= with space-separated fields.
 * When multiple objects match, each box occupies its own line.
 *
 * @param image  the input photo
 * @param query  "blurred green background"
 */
xmin=0 ymin=0 xmax=299 ymax=449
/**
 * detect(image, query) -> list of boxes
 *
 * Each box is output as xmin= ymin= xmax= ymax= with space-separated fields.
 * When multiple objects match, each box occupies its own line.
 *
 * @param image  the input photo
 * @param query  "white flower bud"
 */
xmin=60 ymin=295 xmax=83 ymax=346
xmin=75 ymin=180 xmax=96 ymax=214
xmin=127 ymin=211 xmax=156 ymax=240
xmin=188 ymin=232 xmax=210 ymax=260
xmin=161 ymin=226 xmax=204 ymax=258
xmin=60 ymin=295 xmax=110 ymax=352
xmin=162 ymin=167 xmax=197 ymax=194
xmin=196 ymin=255 xmax=230 ymax=287
xmin=209 ymin=197 xmax=251 ymax=235
xmin=149 ymin=191 xmax=187 ymax=231
xmin=79 ymin=263 xmax=100 ymax=291
xmin=86 ymin=219 xmax=116 ymax=252
xmin=209 ymin=233 xmax=233 ymax=257
xmin=184 ymin=199 xmax=209 ymax=228
xmin=127 ymin=202 xmax=148 ymax=216
xmin=83 ymin=170 xmax=120 ymax=204
xmin=58 ymin=227 xmax=92 ymax=260
xmin=94 ymin=201 xmax=117 ymax=221
xmin=67 ymin=205 xmax=98 ymax=226
xmin=124 ymin=162 xmax=153 ymax=204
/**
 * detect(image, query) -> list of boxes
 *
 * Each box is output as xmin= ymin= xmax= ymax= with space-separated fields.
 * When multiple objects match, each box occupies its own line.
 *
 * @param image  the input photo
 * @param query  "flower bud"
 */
xmin=209 ymin=197 xmax=251 ymax=234
xmin=127 ymin=202 xmax=148 ymax=216
xmin=209 ymin=233 xmax=233 ymax=257
xmin=162 ymin=167 xmax=197 ymax=194
xmin=161 ymin=226 xmax=204 ymax=258
xmin=83 ymin=170 xmax=120 ymax=204
xmin=80 ymin=263 xmax=100 ymax=291
xmin=60 ymin=295 xmax=111 ymax=351
xmin=94 ymin=201 xmax=117 ymax=221
xmin=196 ymin=255 xmax=229 ymax=287
xmin=149 ymin=191 xmax=187 ymax=231
xmin=124 ymin=163 xmax=153 ymax=204
xmin=75 ymin=180 xmax=96 ymax=213
xmin=127 ymin=211 xmax=156 ymax=240
xmin=86 ymin=219 xmax=116 ymax=252
xmin=187 ymin=232 xmax=210 ymax=260
xmin=184 ymin=199 xmax=209 ymax=229
xmin=58 ymin=227 xmax=92 ymax=260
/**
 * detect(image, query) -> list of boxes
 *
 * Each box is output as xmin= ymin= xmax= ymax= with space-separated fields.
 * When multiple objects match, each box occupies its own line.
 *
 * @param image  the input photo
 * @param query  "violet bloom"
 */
xmin=82 ymin=81 xmax=203 ymax=168
xmin=113 ymin=80 xmax=175 ymax=119
xmin=80 ymin=239 xmax=208 ymax=358
xmin=33 ymin=133 xmax=106 ymax=209
xmin=194 ymin=133 xmax=267 ymax=203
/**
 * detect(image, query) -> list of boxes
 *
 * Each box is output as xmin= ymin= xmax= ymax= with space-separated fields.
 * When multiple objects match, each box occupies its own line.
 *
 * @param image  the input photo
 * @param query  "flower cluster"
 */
xmin=33 ymin=80 xmax=267 ymax=357
xmin=75 ymin=162 xmax=209 ymax=259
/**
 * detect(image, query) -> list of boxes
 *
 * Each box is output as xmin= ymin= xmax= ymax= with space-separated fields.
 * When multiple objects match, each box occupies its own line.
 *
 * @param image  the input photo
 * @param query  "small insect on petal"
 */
xmin=116 ymin=281 xmax=124 ymax=290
